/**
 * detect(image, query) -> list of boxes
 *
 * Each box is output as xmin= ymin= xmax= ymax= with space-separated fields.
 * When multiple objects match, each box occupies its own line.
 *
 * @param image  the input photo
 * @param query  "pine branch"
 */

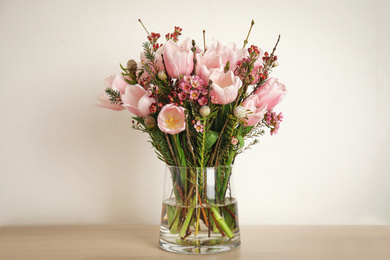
xmin=105 ymin=88 xmax=122 ymax=105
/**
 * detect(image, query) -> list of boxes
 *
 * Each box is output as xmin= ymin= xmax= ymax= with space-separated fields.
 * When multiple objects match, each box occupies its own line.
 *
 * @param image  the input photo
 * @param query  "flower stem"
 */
xmin=194 ymin=208 xmax=201 ymax=236
xmin=243 ymin=19 xmax=255 ymax=48
xmin=210 ymin=207 xmax=234 ymax=238
xmin=165 ymin=134 xmax=178 ymax=166
xmin=203 ymin=30 xmax=207 ymax=52
xmin=179 ymin=206 xmax=195 ymax=238
xmin=138 ymin=19 xmax=150 ymax=36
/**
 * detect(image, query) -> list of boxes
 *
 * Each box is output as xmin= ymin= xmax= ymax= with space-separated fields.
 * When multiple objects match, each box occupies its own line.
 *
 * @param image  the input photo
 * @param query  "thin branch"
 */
xmin=203 ymin=30 xmax=207 ymax=52
xmin=165 ymin=133 xmax=178 ymax=166
xmin=138 ymin=19 xmax=150 ymax=36
xmin=243 ymin=19 xmax=255 ymax=48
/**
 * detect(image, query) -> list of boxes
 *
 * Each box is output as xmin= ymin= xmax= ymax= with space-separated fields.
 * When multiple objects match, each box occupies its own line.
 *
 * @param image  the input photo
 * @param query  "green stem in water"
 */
xmin=169 ymin=208 xmax=181 ymax=234
xmin=179 ymin=207 xmax=195 ymax=238
xmin=210 ymin=207 xmax=234 ymax=239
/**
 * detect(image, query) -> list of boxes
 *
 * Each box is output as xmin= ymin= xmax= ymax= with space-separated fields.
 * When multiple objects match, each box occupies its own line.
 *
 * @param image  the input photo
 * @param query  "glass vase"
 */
xmin=159 ymin=165 xmax=240 ymax=254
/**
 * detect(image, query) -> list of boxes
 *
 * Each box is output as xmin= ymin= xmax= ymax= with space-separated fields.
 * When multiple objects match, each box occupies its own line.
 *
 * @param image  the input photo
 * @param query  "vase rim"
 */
xmin=166 ymin=164 xmax=234 ymax=170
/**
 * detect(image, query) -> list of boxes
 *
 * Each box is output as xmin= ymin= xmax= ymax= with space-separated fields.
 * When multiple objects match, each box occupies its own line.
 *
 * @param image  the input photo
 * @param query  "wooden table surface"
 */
xmin=0 ymin=225 xmax=389 ymax=260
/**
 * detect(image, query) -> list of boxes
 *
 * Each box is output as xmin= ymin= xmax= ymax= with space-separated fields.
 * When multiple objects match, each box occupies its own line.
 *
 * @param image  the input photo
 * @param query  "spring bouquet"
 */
xmin=97 ymin=20 xmax=286 ymax=253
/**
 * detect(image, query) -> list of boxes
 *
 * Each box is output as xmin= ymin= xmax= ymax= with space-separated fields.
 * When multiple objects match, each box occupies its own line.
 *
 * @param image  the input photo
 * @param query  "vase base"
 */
xmin=159 ymin=238 xmax=240 ymax=254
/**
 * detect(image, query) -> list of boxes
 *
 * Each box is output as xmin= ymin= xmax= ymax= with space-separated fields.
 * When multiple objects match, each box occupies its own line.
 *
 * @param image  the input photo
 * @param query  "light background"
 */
xmin=0 ymin=0 xmax=389 ymax=226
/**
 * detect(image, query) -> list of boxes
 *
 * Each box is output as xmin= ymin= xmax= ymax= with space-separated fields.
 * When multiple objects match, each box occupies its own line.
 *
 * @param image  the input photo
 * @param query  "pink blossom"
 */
xmin=201 ymin=87 xmax=208 ymax=96
xmin=180 ymin=82 xmax=192 ymax=93
xmin=242 ymin=95 xmax=268 ymax=126
xmin=198 ymin=96 xmax=208 ymax=106
xmin=121 ymin=84 xmax=155 ymax=117
xmin=209 ymin=70 xmax=242 ymax=105
xmin=157 ymin=104 xmax=186 ymax=134
xmin=95 ymin=75 xmax=126 ymax=111
xmin=271 ymin=121 xmax=280 ymax=135
xmin=178 ymin=91 xmax=187 ymax=101
xmin=194 ymin=120 xmax=204 ymax=132
xmin=189 ymin=89 xmax=200 ymax=100
xmin=183 ymin=75 xmax=192 ymax=83
xmin=163 ymin=40 xmax=194 ymax=79
xmin=231 ymin=136 xmax=239 ymax=146
xmin=208 ymin=40 xmax=249 ymax=72
xmin=111 ymin=74 xmax=129 ymax=94
xmin=196 ymin=49 xmax=224 ymax=83
xmin=255 ymin=78 xmax=287 ymax=110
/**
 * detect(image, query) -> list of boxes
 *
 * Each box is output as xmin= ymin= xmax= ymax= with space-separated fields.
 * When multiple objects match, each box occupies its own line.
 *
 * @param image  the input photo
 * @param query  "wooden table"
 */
xmin=0 ymin=225 xmax=389 ymax=259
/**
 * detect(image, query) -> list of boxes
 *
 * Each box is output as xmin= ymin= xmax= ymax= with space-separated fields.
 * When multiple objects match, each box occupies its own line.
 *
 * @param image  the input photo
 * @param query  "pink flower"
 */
xmin=198 ymin=96 xmax=208 ymax=106
xmin=178 ymin=91 xmax=187 ymax=101
xmin=255 ymin=78 xmax=287 ymax=110
xmin=95 ymin=75 xmax=126 ymax=111
xmin=157 ymin=104 xmax=186 ymax=134
xmin=111 ymin=74 xmax=129 ymax=94
xmin=242 ymin=95 xmax=268 ymax=126
xmin=194 ymin=120 xmax=204 ymax=132
xmin=189 ymin=89 xmax=200 ymax=100
xmin=163 ymin=40 xmax=194 ymax=79
xmin=208 ymin=40 xmax=249 ymax=72
xmin=209 ymin=70 xmax=242 ymax=105
xmin=196 ymin=49 xmax=224 ymax=83
xmin=200 ymin=87 xmax=208 ymax=96
xmin=180 ymin=82 xmax=192 ymax=93
xmin=121 ymin=84 xmax=155 ymax=117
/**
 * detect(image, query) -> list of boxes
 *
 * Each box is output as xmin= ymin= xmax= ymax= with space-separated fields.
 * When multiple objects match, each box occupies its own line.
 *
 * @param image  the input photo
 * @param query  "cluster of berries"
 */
xmin=248 ymin=45 xmax=261 ymax=58
xmin=147 ymin=32 xmax=162 ymax=51
xmin=165 ymin=26 xmax=183 ymax=43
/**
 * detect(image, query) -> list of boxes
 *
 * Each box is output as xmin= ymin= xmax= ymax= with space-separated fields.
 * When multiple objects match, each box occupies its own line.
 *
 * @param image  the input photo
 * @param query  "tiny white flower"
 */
xmin=158 ymin=71 xmax=167 ymax=81
xmin=233 ymin=106 xmax=247 ymax=119
xmin=199 ymin=105 xmax=210 ymax=117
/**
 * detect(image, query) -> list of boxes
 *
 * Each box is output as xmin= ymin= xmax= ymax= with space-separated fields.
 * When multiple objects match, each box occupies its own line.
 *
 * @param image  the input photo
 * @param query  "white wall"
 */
xmin=0 ymin=0 xmax=389 ymax=226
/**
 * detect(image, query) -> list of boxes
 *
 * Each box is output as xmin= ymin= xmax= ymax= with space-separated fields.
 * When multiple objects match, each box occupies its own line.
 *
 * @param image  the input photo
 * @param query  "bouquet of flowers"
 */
xmin=96 ymin=20 xmax=286 ymax=246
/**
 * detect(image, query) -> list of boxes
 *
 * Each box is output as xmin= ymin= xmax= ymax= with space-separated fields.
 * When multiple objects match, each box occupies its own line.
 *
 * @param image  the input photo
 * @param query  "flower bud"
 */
xmin=199 ymin=105 xmax=210 ymax=117
xmin=158 ymin=71 xmax=167 ymax=81
xmin=272 ymin=61 xmax=279 ymax=67
xmin=231 ymin=136 xmax=239 ymax=146
xmin=233 ymin=106 xmax=247 ymax=119
xmin=144 ymin=116 xmax=156 ymax=128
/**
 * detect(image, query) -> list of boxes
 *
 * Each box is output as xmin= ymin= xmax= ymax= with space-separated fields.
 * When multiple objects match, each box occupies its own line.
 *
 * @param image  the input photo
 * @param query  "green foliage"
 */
xmin=104 ymin=88 xmax=121 ymax=105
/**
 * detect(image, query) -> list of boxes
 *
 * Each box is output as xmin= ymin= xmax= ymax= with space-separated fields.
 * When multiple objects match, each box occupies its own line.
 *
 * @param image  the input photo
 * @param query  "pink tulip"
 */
xmin=157 ymin=104 xmax=186 ymax=134
xmin=111 ymin=74 xmax=129 ymax=94
xmin=96 ymin=91 xmax=125 ymax=111
xmin=121 ymin=84 xmax=155 ymax=117
xmin=196 ymin=49 xmax=224 ymax=84
xmin=95 ymin=75 xmax=126 ymax=111
xmin=255 ymin=78 xmax=287 ymax=110
xmin=209 ymin=70 xmax=242 ymax=105
xmin=163 ymin=40 xmax=194 ymax=79
xmin=208 ymin=40 xmax=249 ymax=72
xmin=242 ymin=95 xmax=268 ymax=126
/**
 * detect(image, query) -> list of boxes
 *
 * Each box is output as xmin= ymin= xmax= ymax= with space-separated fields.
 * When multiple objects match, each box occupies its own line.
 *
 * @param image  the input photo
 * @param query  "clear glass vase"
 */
xmin=159 ymin=165 xmax=240 ymax=254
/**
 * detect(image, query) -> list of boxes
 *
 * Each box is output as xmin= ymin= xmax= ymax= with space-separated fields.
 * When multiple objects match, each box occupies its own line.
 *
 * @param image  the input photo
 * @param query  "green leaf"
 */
xmin=237 ymin=134 xmax=244 ymax=149
xmin=243 ymin=125 xmax=254 ymax=136
xmin=205 ymin=130 xmax=219 ymax=149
